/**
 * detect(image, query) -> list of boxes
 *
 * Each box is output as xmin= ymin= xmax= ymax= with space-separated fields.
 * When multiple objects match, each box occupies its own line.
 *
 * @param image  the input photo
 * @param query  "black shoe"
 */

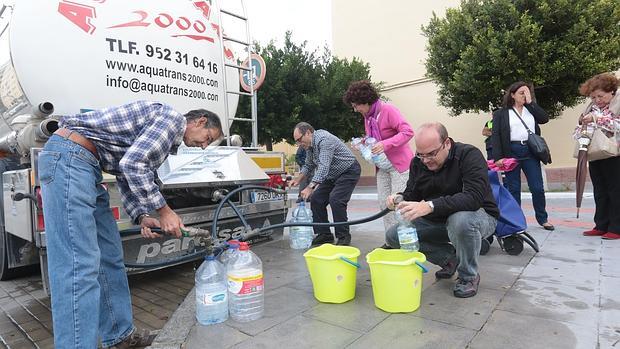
xmin=435 ymin=258 xmax=457 ymax=279
xmin=542 ymin=223 xmax=555 ymax=231
xmin=311 ymin=234 xmax=334 ymax=246
xmin=112 ymin=328 xmax=159 ymax=348
xmin=379 ymin=243 xmax=394 ymax=250
xmin=453 ymin=274 xmax=480 ymax=298
xmin=336 ymin=236 xmax=351 ymax=246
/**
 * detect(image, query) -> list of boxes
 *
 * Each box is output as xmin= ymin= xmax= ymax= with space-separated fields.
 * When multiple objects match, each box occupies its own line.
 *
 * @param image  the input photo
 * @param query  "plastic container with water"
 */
xmin=289 ymin=202 xmax=314 ymax=249
xmin=218 ymin=240 xmax=240 ymax=265
xmin=395 ymin=210 xmax=419 ymax=252
xmin=227 ymin=242 xmax=264 ymax=322
xmin=195 ymin=255 xmax=228 ymax=325
xmin=365 ymin=137 xmax=393 ymax=170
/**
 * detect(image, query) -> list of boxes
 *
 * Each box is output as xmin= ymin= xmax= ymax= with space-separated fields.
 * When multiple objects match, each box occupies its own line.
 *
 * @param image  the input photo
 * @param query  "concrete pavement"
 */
xmin=149 ymin=195 xmax=620 ymax=349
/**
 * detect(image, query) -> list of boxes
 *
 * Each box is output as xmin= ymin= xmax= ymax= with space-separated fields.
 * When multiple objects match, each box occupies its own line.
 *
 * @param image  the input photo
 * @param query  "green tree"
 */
xmin=423 ymin=0 xmax=620 ymax=117
xmin=231 ymin=32 xmax=372 ymax=149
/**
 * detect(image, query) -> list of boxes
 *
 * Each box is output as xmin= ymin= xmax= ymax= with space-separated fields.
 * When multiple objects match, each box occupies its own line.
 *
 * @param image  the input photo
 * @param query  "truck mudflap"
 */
xmin=121 ymin=211 xmax=286 ymax=272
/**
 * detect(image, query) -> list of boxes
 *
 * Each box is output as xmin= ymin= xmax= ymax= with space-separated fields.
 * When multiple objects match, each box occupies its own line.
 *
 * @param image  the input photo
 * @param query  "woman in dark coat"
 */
xmin=491 ymin=81 xmax=554 ymax=231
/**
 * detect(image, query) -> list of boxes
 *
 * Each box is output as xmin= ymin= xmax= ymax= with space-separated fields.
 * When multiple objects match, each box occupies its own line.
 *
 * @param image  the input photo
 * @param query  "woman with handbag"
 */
xmin=576 ymin=73 xmax=620 ymax=240
xmin=491 ymin=81 xmax=555 ymax=231
xmin=343 ymin=80 xmax=414 ymax=231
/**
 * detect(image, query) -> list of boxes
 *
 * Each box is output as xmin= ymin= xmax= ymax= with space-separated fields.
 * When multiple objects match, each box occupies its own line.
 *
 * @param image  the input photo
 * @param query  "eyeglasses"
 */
xmin=294 ymin=132 xmax=305 ymax=144
xmin=415 ymin=141 xmax=446 ymax=159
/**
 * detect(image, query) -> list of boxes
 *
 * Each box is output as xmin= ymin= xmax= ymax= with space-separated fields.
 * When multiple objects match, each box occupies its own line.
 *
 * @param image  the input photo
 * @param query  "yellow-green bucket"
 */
xmin=366 ymin=249 xmax=428 ymax=313
xmin=303 ymin=244 xmax=361 ymax=303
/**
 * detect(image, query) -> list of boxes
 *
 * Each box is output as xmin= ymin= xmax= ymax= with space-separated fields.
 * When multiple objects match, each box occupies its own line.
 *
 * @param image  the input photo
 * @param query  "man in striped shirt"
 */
xmin=38 ymin=101 xmax=222 ymax=348
xmin=291 ymin=122 xmax=361 ymax=246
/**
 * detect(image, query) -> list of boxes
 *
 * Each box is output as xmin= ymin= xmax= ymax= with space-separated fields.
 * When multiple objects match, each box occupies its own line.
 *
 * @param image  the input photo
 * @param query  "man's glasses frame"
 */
xmin=294 ymin=132 xmax=305 ymax=144
xmin=415 ymin=139 xmax=447 ymax=159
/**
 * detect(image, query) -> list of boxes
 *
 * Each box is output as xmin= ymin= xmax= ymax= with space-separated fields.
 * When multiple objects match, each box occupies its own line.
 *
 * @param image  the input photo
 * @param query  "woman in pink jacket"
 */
xmin=344 ymin=80 xmax=414 ymax=230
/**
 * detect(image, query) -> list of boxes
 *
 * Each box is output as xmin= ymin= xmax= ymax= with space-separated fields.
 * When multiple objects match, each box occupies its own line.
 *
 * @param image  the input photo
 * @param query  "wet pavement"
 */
xmin=150 ymin=193 xmax=620 ymax=349
xmin=0 ymin=191 xmax=618 ymax=348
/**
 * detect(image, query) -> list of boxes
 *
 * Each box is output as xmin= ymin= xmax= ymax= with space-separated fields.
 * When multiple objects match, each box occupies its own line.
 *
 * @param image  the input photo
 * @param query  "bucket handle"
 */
xmin=339 ymin=256 xmax=361 ymax=269
xmin=415 ymin=260 xmax=428 ymax=273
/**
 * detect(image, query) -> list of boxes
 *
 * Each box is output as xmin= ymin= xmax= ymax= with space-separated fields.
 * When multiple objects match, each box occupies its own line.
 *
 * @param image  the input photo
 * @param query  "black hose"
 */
xmin=123 ymin=185 xmax=390 ymax=269
xmin=211 ymin=185 xmax=286 ymax=241
xmin=253 ymin=208 xmax=391 ymax=235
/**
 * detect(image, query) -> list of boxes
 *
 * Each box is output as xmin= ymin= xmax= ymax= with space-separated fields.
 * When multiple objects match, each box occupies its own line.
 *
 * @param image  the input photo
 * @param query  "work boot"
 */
xmin=453 ymin=274 xmax=480 ymax=298
xmin=336 ymin=235 xmax=351 ymax=246
xmin=311 ymin=234 xmax=334 ymax=246
xmin=435 ymin=258 xmax=457 ymax=279
xmin=111 ymin=328 xmax=159 ymax=348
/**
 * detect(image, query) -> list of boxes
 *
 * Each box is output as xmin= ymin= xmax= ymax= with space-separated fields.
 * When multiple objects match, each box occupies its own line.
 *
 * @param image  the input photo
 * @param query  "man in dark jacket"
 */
xmin=385 ymin=122 xmax=499 ymax=298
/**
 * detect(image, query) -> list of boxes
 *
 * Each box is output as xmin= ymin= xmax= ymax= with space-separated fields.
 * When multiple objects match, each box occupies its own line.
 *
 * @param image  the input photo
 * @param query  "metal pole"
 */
xmin=251 ymin=91 xmax=258 ymax=147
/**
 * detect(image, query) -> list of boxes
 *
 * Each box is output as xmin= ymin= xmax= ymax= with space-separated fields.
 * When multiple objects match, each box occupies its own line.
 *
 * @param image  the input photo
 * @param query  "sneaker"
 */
xmin=583 ymin=229 xmax=606 ymax=236
xmin=379 ymin=243 xmax=394 ymax=250
xmin=602 ymin=232 xmax=620 ymax=240
xmin=336 ymin=235 xmax=351 ymax=246
xmin=453 ymin=274 xmax=480 ymax=298
xmin=111 ymin=328 xmax=159 ymax=349
xmin=311 ymin=234 xmax=334 ymax=246
xmin=435 ymin=258 xmax=457 ymax=279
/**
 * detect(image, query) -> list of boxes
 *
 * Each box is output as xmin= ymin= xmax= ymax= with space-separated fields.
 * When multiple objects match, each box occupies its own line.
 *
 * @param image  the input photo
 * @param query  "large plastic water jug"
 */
xmin=289 ymin=202 xmax=314 ymax=249
xmin=227 ymin=242 xmax=264 ymax=322
xmin=365 ymin=137 xmax=393 ymax=170
xmin=195 ymin=255 xmax=228 ymax=325
xmin=395 ymin=211 xmax=419 ymax=252
xmin=218 ymin=240 xmax=240 ymax=265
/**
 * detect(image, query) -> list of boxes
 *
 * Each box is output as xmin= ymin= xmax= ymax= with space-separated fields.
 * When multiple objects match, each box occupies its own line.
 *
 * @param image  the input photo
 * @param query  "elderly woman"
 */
xmin=491 ymin=82 xmax=554 ymax=231
xmin=577 ymin=73 xmax=620 ymax=240
xmin=343 ymin=80 xmax=414 ymax=231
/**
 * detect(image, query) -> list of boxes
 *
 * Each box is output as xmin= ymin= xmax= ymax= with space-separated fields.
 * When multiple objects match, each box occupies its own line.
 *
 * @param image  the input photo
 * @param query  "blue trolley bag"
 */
xmin=486 ymin=170 xmax=539 ymax=255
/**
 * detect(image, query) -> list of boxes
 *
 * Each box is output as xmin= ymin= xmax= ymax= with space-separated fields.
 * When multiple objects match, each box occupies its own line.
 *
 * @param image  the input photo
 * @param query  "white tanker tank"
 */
xmin=0 ymin=0 xmax=245 ymax=161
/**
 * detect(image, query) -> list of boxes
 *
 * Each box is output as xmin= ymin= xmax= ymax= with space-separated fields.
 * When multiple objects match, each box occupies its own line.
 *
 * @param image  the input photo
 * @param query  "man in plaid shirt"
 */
xmin=38 ymin=101 xmax=222 ymax=348
xmin=291 ymin=122 xmax=361 ymax=246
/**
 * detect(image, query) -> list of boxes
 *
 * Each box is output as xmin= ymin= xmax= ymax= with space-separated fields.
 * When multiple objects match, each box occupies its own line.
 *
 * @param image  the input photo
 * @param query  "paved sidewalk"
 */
xmin=149 ymin=197 xmax=620 ymax=349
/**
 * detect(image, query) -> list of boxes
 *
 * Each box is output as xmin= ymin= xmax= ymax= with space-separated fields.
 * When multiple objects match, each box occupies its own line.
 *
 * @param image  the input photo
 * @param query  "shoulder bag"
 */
xmin=512 ymin=108 xmax=552 ymax=164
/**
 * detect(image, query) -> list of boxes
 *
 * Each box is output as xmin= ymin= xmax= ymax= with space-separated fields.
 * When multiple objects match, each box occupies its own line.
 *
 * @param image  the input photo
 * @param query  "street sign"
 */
xmin=240 ymin=53 xmax=266 ymax=92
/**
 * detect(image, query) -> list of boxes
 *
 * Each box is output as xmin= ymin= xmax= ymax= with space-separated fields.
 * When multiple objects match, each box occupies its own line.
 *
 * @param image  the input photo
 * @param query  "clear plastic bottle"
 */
xmin=351 ymin=137 xmax=374 ymax=164
xmin=289 ymin=201 xmax=314 ymax=249
xmin=218 ymin=240 xmax=240 ymax=266
xmin=394 ymin=210 xmax=420 ymax=252
xmin=195 ymin=255 xmax=228 ymax=325
xmin=227 ymin=242 xmax=264 ymax=322
xmin=365 ymin=137 xmax=393 ymax=170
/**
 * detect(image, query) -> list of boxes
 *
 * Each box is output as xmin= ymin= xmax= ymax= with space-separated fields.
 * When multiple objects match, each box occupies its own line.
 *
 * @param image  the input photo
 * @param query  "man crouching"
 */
xmin=385 ymin=122 xmax=499 ymax=298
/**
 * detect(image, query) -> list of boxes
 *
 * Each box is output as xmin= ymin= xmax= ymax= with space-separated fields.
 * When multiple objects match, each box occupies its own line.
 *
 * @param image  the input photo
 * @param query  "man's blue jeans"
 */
xmin=39 ymin=135 xmax=133 ymax=348
xmin=386 ymin=209 xmax=497 ymax=280
xmin=504 ymin=143 xmax=549 ymax=225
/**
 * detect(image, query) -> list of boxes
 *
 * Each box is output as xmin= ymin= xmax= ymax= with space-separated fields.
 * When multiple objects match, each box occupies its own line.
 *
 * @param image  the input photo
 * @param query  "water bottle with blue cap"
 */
xmin=195 ymin=254 xmax=228 ymax=325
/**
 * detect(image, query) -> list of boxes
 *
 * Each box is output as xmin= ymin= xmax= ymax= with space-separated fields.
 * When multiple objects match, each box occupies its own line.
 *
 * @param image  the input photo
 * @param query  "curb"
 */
xmin=147 ymin=288 xmax=196 ymax=349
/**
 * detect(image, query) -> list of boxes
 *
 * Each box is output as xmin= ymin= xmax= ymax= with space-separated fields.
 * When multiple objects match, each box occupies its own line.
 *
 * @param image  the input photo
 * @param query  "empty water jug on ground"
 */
xmin=395 ymin=210 xmax=419 ymax=252
xmin=289 ymin=201 xmax=314 ymax=249
xmin=218 ymin=240 xmax=240 ymax=265
xmin=195 ymin=255 xmax=228 ymax=325
xmin=227 ymin=242 xmax=264 ymax=322
xmin=365 ymin=137 xmax=393 ymax=170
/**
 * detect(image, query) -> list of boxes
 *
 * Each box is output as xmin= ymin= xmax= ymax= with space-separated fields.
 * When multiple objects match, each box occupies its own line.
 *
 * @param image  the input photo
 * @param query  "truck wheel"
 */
xmin=0 ymin=228 xmax=18 ymax=280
